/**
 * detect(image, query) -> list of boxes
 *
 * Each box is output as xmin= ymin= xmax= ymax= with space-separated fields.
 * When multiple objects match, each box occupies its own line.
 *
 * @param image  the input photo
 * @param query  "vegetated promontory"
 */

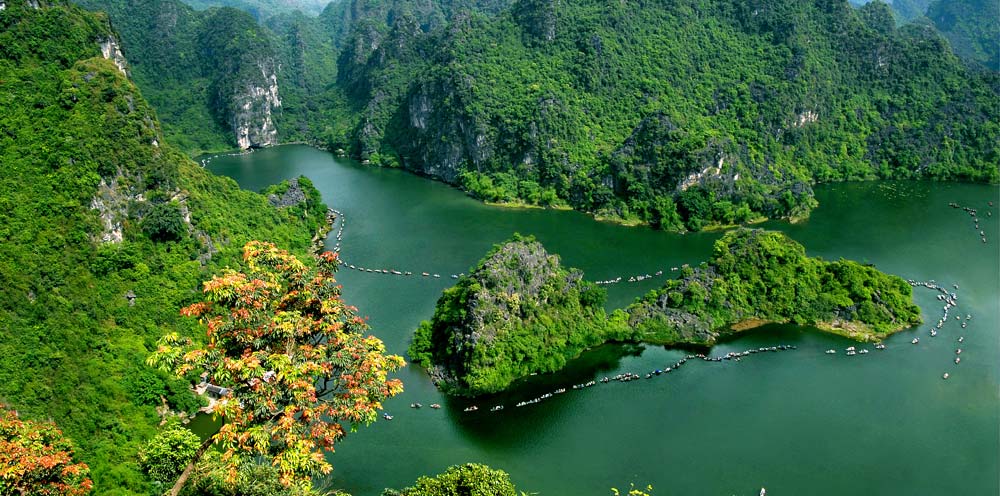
xmin=626 ymin=228 xmax=922 ymax=345
xmin=411 ymin=229 xmax=922 ymax=396
xmin=408 ymin=234 xmax=630 ymax=396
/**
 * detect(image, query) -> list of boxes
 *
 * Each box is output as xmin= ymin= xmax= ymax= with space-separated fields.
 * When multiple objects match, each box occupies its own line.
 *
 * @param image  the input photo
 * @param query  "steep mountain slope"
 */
xmin=73 ymin=0 xmax=515 ymax=154
xmin=340 ymin=0 xmax=999 ymax=229
xmin=926 ymin=0 xmax=1000 ymax=70
xmin=850 ymin=0 xmax=933 ymax=22
xmin=178 ymin=0 xmax=332 ymax=20
xmin=75 ymin=0 xmax=286 ymax=153
xmin=0 ymin=0 xmax=325 ymax=491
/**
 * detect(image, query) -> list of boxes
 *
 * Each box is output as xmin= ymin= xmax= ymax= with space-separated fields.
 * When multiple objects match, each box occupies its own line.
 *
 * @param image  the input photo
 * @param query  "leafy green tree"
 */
xmin=382 ymin=463 xmax=518 ymax=496
xmin=149 ymin=241 xmax=405 ymax=495
xmin=139 ymin=420 xmax=202 ymax=485
xmin=143 ymin=201 xmax=187 ymax=242
xmin=0 ymin=405 xmax=93 ymax=496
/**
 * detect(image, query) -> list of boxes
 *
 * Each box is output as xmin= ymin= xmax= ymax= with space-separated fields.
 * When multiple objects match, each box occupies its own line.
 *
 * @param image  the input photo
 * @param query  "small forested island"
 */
xmin=626 ymin=228 xmax=923 ymax=345
xmin=412 ymin=229 xmax=922 ymax=396
xmin=408 ymin=234 xmax=629 ymax=396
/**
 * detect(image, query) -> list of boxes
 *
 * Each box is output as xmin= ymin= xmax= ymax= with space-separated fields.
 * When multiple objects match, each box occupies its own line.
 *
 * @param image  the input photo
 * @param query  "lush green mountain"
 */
xmin=339 ymin=0 xmax=999 ymax=230
xmin=411 ymin=229 xmax=920 ymax=395
xmin=408 ymin=235 xmax=621 ymax=396
xmin=0 ymin=0 xmax=326 ymax=491
xmin=926 ymin=0 xmax=1000 ymax=71
xmin=72 ymin=0 xmax=514 ymax=155
xmin=74 ymin=0 xmax=287 ymax=153
xmin=178 ymin=0 xmax=331 ymax=20
xmin=850 ymin=0 xmax=933 ymax=22
xmin=626 ymin=228 xmax=922 ymax=344
xmin=70 ymin=0 xmax=998 ymax=230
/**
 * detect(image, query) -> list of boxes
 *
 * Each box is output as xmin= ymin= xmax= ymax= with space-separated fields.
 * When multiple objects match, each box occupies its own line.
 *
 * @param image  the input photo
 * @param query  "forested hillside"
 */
xmin=0 ymin=0 xmax=326 ymax=491
xmin=73 ymin=0 xmax=514 ymax=154
xmin=73 ymin=0 xmax=998 ymax=231
xmin=75 ymin=0 xmax=290 ymax=153
xmin=341 ymin=0 xmax=999 ymax=229
xmin=926 ymin=0 xmax=1000 ymax=70
xmin=850 ymin=0 xmax=932 ymax=22
xmin=178 ymin=0 xmax=331 ymax=20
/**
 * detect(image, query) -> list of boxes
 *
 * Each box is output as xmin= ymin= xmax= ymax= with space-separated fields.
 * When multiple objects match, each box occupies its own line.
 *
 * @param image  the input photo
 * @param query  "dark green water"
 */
xmin=207 ymin=145 xmax=999 ymax=496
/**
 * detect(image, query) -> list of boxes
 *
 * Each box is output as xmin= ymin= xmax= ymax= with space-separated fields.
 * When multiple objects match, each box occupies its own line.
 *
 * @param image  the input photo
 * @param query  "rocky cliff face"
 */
xmin=231 ymin=60 xmax=281 ymax=149
xmin=396 ymin=77 xmax=492 ymax=183
xmin=99 ymin=35 xmax=128 ymax=76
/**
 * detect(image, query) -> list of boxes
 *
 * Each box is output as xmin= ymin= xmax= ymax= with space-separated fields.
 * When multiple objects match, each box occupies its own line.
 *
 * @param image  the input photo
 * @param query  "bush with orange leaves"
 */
xmin=0 ymin=405 xmax=92 ymax=495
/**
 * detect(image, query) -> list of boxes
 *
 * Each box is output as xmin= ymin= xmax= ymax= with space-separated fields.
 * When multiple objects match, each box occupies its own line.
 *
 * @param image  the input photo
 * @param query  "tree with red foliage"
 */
xmin=149 ymin=241 xmax=404 ymax=495
xmin=0 ymin=405 xmax=93 ymax=495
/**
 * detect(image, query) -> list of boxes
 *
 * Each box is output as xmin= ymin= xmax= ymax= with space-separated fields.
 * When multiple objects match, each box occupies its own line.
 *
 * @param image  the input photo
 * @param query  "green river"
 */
xmin=205 ymin=144 xmax=999 ymax=496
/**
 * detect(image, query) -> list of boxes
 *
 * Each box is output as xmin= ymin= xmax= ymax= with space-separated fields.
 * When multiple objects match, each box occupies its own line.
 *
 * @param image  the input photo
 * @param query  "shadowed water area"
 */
xmin=205 ymin=145 xmax=999 ymax=496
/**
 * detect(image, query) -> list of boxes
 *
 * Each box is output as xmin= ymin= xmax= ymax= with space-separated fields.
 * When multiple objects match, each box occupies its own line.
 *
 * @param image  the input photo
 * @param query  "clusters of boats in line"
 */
xmin=948 ymin=201 xmax=991 ymax=244
xmin=199 ymin=148 xmax=257 ymax=167
xmin=593 ymin=267 xmax=683 ymax=285
xmin=325 ymin=207 xmax=697 ymax=285
xmin=458 ymin=345 xmax=799 ymax=414
xmin=907 ymin=277 xmax=976 ymax=380
xmin=826 ymin=343 xmax=886 ymax=356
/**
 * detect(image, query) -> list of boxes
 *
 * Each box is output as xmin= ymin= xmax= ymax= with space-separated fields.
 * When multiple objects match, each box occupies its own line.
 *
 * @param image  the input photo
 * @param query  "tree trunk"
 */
xmin=168 ymin=435 xmax=215 ymax=496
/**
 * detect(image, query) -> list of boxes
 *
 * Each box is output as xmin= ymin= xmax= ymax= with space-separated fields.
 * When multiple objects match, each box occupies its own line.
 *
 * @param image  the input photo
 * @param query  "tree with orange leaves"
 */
xmin=0 ymin=405 xmax=92 ymax=495
xmin=148 ymin=241 xmax=404 ymax=496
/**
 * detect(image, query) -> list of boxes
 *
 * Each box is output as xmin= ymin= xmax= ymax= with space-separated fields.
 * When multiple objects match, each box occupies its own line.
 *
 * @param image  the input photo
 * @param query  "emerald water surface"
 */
xmin=208 ymin=145 xmax=999 ymax=495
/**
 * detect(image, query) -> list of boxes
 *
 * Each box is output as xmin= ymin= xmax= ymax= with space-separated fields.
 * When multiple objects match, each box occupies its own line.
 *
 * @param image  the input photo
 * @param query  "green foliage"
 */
xmin=176 ymin=0 xmax=331 ymax=21
xmin=138 ymin=421 xmax=201 ymax=485
xmin=0 ymin=2 xmax=324 ymax=492
xmin=339 ymin=0 xmax=998 ymax=228
xmin=628 ymin=229 xmax=923 ymax=344
xmin=409 ymin=234 xmax=615 ymax=396
xmin=382 ymin=463 xmax=518 ymax=496
xmin=143 ymin=201 xmax=187 ymax=241
xmin=182 ymin=452 xmax=331 ymax=496
xmin=926 ymin=0 xmax=1000 ymax=70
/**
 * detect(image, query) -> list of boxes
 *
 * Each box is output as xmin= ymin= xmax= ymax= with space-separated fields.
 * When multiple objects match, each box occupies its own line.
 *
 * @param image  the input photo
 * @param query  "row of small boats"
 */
xmin=948 ymin=201 xmax=991 ymax=243
xmin=909 ymin=273 xmax=980 ymax=381
xmin=458 ymin=346 xmax=799 ymax=413
xmin=595 ymin=268 xmax=680 ymax=286
xmin=199 ymin=148 xmax=257 ymax=167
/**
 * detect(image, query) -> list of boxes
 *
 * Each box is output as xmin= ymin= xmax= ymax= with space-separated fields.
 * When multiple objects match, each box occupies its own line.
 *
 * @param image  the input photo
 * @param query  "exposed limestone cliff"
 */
xmin=99 ymin=35 xmax=128 ymax=76
xmin=231 ymin=60 xmax=281 ymax=149
xmin=90 ymin=173 xmax=141 ymax=244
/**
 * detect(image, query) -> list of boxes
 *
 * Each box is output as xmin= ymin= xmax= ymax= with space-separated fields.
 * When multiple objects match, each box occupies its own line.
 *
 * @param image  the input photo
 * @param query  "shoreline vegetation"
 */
xmin=411 ymin=229 xmax=921 ymax=396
